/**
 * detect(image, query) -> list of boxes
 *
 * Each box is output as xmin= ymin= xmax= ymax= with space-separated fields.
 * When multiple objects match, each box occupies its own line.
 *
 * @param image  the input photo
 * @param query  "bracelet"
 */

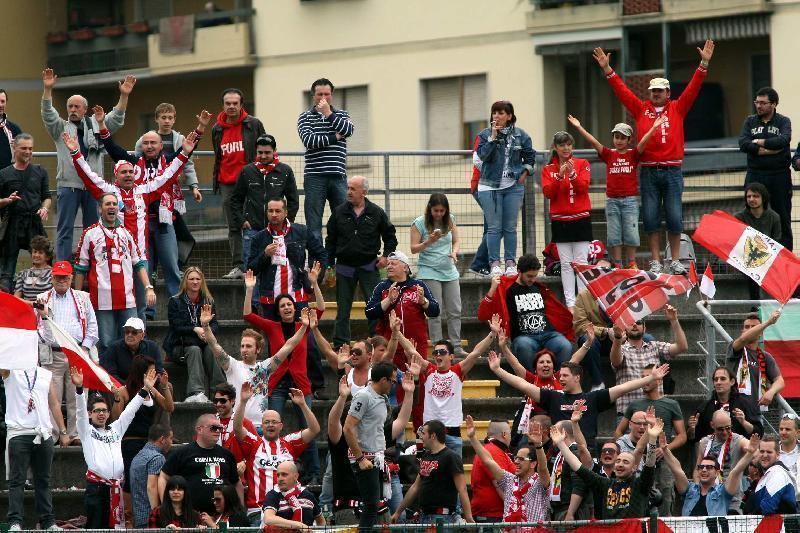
xmin=700 ymin=60 xmax=709 ymax=68
xmin=355 ymin=455 xmax=365 ymax=462
xmin=581 ymin=343 xmax=591 ymax=350
xmin=534 ymin=445 xmax=544 ymax=449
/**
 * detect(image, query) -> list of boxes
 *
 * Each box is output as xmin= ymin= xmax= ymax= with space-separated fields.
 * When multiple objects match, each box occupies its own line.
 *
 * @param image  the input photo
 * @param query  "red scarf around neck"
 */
xmin=255 ymin=155 xmax=280 ymax=176
xmin=505 ymin=476 xmax=533 ymax=522
xmin=281 ymin=483 xmax=304 ymax=522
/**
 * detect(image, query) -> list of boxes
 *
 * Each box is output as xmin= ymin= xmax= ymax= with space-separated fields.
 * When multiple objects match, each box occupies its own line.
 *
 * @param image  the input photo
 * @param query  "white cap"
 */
xmin=647 ymin=77 xmax=670 ymax=90
xmin=123 ymin=317 xmax=145 ymax=331
xmin=387 ymin=251 xmax=411 ymax=267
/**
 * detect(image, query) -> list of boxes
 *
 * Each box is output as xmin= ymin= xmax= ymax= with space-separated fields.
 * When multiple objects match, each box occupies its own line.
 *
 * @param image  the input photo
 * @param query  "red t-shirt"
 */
xmin=600 ymin=147 xmax=639 ymax=198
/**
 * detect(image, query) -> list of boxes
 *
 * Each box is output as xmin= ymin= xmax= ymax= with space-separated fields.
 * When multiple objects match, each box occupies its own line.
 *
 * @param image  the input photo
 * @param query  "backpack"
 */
xmin=664 ymin=233 xmax=696 ymax=263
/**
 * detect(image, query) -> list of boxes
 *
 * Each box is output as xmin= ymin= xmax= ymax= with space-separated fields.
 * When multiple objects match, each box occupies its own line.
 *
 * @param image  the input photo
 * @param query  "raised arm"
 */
xmin=289 ymin=385 xmax=320 ymax=444
xmin=498 ymin=328 xmax=527 ymax=378
xmin=608 ymin=363 xmax=669 ymax=402
xmin=550 ymin=425 xmax=583 ymax=472
xmin=732 ymin=309 xmax=779 ymax=351
xmin=726 ymin=434 xmax=759 ymax=496
xmin=637 ymin=115 xmax=666 ymax=154
xmin=307 ymin=261 xmax=326 ymax=311
xmin=609 ymin=324 xmax=626 ymax=369
xmin=488 ymin=350 xmax=540 ymax=402
xmin=569 ymin=401 xmax=594 ymax=467
xmin=662 ymin=446 xmax=689 ymax=495
xmin=200 ymin=303 xmax=229 ymax=373
xmin=529 ymin=421 xmax=551 ymax=488
xmin=233 ymin=382 xmax=253 ymax=442
xmin=664 ymin=305 xmax=689 ymax=356
xmin=459 ymin=314 xmax=500 ymax=374
xmin=391 ymin=372 xmax=416 ymax=440
xmin=328 ymin=376 xmax=350 ymax=444
xmin=567 ymin=115 xmax=603 ymax=155
xmin=569 ymin=325 xmax=595 ymax=365
xmin=63 ymin=133 xmax=113 ymax=199
xmin=466 ymin=416 xmax=505 ymax=481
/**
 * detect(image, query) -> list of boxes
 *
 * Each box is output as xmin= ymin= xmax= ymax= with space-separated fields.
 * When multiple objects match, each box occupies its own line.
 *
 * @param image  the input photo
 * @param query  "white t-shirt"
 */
xmin=421 ymin=363 xmax=465 ymax=427
xmin=224 ymin=356 xmax=274 ymax=428
xmin=780 ymin=442 xmax=800 ymax=499
xmin=4 ymin=367 xmax=54 ymax=437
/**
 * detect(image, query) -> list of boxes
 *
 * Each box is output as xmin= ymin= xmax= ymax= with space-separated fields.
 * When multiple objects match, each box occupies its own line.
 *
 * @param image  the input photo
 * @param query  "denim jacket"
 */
xmin=681 ymin=481 xmax=733 ymax=516
xmin=476 ymin=126 xmax=536 ymax=188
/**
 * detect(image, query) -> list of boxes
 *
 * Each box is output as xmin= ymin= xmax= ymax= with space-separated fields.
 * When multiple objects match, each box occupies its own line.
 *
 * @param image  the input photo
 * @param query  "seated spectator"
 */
xmin=410 ymin=193 xmax=464 ymax=355
xmin=734 ymin=183 xmax=782 ymax=300
xmin=200 ymin=484 xmax=250 ymax=528
xmin=130 ymin=423 xmax=174 ymax=529
xmin=13 ymin=235 xmax=52 ymax=304
xmin=164 ymin=266 xmax=223 ymax=403
xmin=149 ymin=475 xmax=203 ymax=528
xmin=664 ymin=434 xmax=758 ymax=516
xmin=478 ymin=253 xmax=574 ymax=369
xmin=696 ymin=410 xmax=750 ymax=513
xmin=688 ymin=366 xmax=762 ymax=444
xmin=262 ymin=462 xmax=325 ymax=528
xmin=101 ymin=317 xmax=164 ymax=383
xmin=365 ymin=251 xmax=440 ymax=372
xmin=726 ymin=311 xmax=785 ymax=414
xmin=750 ymin=436 xmax=798 ymax=514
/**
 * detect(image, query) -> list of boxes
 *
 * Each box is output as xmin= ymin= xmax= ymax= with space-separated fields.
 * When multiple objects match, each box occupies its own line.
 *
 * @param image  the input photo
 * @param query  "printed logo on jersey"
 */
xmin=205 ymin=463 xmax=221 ymax=479
xmin=419 ymin=459 xmax=440 ymax=477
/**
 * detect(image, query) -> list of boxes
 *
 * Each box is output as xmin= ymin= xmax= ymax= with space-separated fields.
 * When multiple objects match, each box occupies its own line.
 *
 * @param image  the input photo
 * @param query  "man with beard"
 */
xmin=750 ymin=435 xmax=798 ymax=514
xmin=696 ymin=410 xmax=750 ymax=513
xmin=738 ymin=87 xmax=793 ymax=249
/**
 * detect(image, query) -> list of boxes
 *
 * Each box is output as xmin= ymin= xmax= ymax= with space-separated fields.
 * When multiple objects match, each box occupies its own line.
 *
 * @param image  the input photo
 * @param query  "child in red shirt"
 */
xmin=567 ymin=115 xmax=664 ymax=268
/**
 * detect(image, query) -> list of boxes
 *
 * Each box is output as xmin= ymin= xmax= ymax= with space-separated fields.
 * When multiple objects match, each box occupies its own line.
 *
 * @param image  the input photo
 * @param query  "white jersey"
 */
xmin=76 ymin=223 xmax=143 ymax=311
xmin=347 ymin=367 xmax=371 ymax=396
xmin=3 ymin=367 xmax=54 ymax=438
xmin=224 ymin=356 xmax=273 ymax=428
xmin=421 ymin=364 xmax=465 ymax=427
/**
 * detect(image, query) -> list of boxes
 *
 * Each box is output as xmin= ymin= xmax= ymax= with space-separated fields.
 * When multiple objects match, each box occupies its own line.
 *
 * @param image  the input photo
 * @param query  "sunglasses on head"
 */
xmin=783 ymin=413 xmax=798 ymax=420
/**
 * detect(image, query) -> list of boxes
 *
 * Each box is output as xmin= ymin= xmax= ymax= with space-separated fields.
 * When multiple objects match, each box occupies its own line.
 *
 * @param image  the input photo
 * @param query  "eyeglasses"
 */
xmin=92 ymin=408 xmax=109 ymax=414
xmin=513 ymin=456 xmax=532 ymax=462
xmin=630 ymin=420 xmax=647 ymax=426
xmin=754 ymin=100 xmax=774 ymax=106
xmin=601 ymin=448 xmax=618 ymax=455
xmin=213 ymin=397 xmax=230 ymax=404
xmin=124 ymin=328 xmax=142 ymax=335
xmin=714 ymin=425 xmax=732 ymax=432
xmin=697 ymin=464 xmax=717 ymax=471
xmin=208 ymin=425 xmax=225 ymax=432
xmin=263 ymin=420 xmax=281 ymax=426
xmin=432 ymin=349 xmax=450 ymax=356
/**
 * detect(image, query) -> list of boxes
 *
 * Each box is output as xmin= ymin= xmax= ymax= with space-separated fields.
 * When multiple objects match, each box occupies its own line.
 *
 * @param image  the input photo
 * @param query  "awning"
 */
xmin=536 ymin=38 xmax=620 ymax=56
xmin=685 ymin=15 xmax=769 ymax=43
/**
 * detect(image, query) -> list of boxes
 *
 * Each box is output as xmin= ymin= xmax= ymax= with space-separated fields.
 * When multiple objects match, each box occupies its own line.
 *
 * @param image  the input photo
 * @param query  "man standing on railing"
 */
xmin=738 ymin=87 xmax=793 ymax=250
xmin=41 ymin=68 xmax=135 ymax=262
xmin=727 ymin=311 xmax=785 ymax=414
xmin=593 ymin=40 xmax=715 ymax=275
xmin=298 ymin=78 xmax=354 ymax=243
xmin=211 ymin=88 xmax=266 ymax=280
xmin=0 ymin=89 xmax=22 ymax=170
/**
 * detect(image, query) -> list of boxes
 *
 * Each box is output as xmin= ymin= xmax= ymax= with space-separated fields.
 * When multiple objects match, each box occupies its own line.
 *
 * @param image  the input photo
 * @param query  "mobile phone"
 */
xmin=433 ymin=229 xmax=442 ymax=235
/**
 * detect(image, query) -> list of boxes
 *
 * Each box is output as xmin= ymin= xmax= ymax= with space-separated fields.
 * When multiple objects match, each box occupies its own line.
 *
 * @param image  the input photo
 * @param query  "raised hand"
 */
xmin=92 ymin=105 xmax=106 ymax=124
xmin=389 ymin=310 xmax=401 ymax=333
xmin=240 ymin=381 xmax=253 ymax=402
xmin=308 ymin=309 xmax=318 ymax=330
xmin=497 ymin=327 xmax=507 ymax=347
xmin=653 ymin=114 xmax=667 ymax=128
xmin=567 ymin=114 xmax=581 ymax=129
xmin=647 ymin=417 xmax=664 ymax=439
xmin=387 ymin=283 xmax=400 ymax=304
xmin=664 ymin=304 xmax=677 ymax=322
xmin=767 ymin=309 xmax=781 ymax=326
xmin=299 ymin=307 xmax=311 ymax=328
xmin=244 ymin=269 xmax=256 ymax=289
xmin=61 ymin=132 xmax=79 ymax=153
xmin=337 ymin=375 xmax=350 ymax=399
xmin=746 ymin=433 xmax=761 ymax=455
xmin=415 ymin=284 xmax=425 ymax=301
xmin=732 ymin=407 xmax=746 ymax=424
xmin=571 ymin=400 xmax=586 ymax=424
xmin=69 ymin=366 xmax=83 ymax=388
xmin=465 ymin=415 xmax=476 ymax=439
xmin=490 ymin=275 xmax=501 ymax=291
xmin=118 ymin=74 xmax=137 ymax=95
xmin=688 ymin=413 xmax=698 ymax=430
xmin=550 ymin=424 xmax=566 ymax=446
xmin=143 ymin=368 xmax=157 ymax=390
xmin=182 ymin=131 xmax=198 ymax=153
xmin=307 ymin=261 xmax=321 ymax=285
xmin=337 ymin=344 xmax=351 ymax=366
xmin=407 ymin=352 xmax=422 ymax=377
xmin=487 ymin=350 xmax=501 ymax=372
xmin=289 ymin=387 xmax=305 ymax=405
xmin=42 ymin=68 xmax=58 ymax=89
xmin=652 ymin=363 xmax=670 ymax=381
xmin=592 ymin=47 xmax=612 ymax=70
xmin=401 ymin=371 xmax=415 ymax=393
xmin=200 ymin=303 xmax=214 ymax=327
xmin=584 ymin=324 xmax=595 ymax=345
xmin=529 ymin=420 xmax=544 ymax=447
xmin=489 ymin=313 xmax=502 ymax=336
xmin=160 ymin=369 xmax=170 ymax=387
xmin=697 ymin=39 xmax=715 ymax=64
xmin=196 ymin=110 xmax=212 ymax=128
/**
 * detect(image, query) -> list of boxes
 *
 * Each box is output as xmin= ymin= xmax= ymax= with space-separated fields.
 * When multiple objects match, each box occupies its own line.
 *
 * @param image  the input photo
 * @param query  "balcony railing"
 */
xmin=531 ymin=0 xmax=618 ymax=8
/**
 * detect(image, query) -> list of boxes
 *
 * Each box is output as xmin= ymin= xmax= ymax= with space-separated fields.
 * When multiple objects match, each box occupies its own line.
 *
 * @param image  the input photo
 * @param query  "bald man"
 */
xmin=263 ymin=461 xmax=325 ymax=528
xmin=95 ymin=105 xmax=210 ymax=319
xmin=159 ymin=414 xmax=243 ymax=515
xmin=41 ymin=68 xmax=135 ymax=261
xmin=696 ymin=410 xmax=750 ymax=512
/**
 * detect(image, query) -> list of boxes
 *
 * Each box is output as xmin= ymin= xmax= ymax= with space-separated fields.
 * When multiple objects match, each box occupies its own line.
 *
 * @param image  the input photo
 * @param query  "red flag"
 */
xmin=692 ymin=210 xmax=800 ymax=303
xmin=688 ymin=261 xmax=698 ymax=287
xmin=0 ymin=292 xmax=39 ymax=369
xmin=700 ymin=263 xmax=716 ymax=299
xmin=45 ymin=318 xmax=121 ymax=393
xmin=574 ymin=263 xmax=693 ymax=328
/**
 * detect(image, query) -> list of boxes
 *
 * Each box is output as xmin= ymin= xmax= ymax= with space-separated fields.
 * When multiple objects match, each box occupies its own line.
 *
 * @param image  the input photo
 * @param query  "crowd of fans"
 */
xmin=1 ymin=35 xmax=800 ymax=531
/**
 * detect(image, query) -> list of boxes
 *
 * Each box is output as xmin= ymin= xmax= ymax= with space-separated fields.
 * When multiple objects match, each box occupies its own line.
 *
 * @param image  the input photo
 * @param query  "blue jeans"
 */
xmin=147 ymin=222 xmax=181 ymax=318
xmin=476 ymin=184 xmax=524 ymax=263
xmin=389 ymin=472 xmax=403 ymax=514
xmin=419 ymin=513 xmax=458 ymax=525
xmin=242 ymin=227 xmax=261 ymax=305
xmin=96 ymin=307 xmax=138 ymax=353
xmin=470 ymin=193 xmax=489 ymax=271
xmin=444 ymin=433 xmax=463 ymax=458
xmin=56 ymin=187 xmax=99 ymax=261
xmin=512 ymin=331 xmax=573 ymax=369
xmin=639 ymin=166 xmax=683 ymax=234
xmin=303 ymin=173 xmax=347 ymax=242
xmin=605 ymin=196 xmax=640 ymax=247
xmin=268 ymin=390 xmax=320 ymax=477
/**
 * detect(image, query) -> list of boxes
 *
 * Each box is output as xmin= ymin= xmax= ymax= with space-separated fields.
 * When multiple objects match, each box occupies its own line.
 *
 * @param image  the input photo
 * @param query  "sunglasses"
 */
xmin=208 ymin=425 xmax=225 ymax=432
xmin=350 ymin=348 xmax=363 ymax=356
xmin=601 ymin=448 xmax=618 ymax=455
xmin=697 ymin=464 xmax=717 ymax=471
xmin=432 ymin=349 xmax=450 ymax=356
xmin=124 ymin=328 xmax=142 ymax=335
xmin=213 ymin=397 xmax=230 ymax=404
xmin=715 ymin=425 xmax=732 ymax=432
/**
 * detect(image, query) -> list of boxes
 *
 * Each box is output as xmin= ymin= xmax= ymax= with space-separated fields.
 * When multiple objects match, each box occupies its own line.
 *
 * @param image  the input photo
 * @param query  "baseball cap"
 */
xmin=648 ymin=77 xmax=670 ymax=90
xmin=611 ymin=123 xmax=633 ymax=138
xmin=387 ymin=251 xmax=411 ymax=267
xmin=123 ymin=317 xmax=145 ymax=331
xmin=52 ymin=261 xmax=73 ymax=276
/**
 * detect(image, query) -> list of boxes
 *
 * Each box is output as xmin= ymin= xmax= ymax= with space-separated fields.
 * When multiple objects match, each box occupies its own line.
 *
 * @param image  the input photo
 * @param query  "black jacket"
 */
xmin=0 ymin=117 xmax=22 ymax=169
xmin=738 ymin=112 xmax=792 ymax=174
xmin=211 ymin=115 xmax=265 ymax=192
xmin=691 ymin=392 xmax=763 ymax=443
xmin=246 ymin=222 xmax=327 ymax=298
xmin=163 ymin=294 xmax=220 ymax=355
xmin=229 ymin=161 xmax=299 ymax=230
xmin=325 ymin=199 xmax=397 ymax=267
xmin=100 ymin=338 xmax=164 ymax=382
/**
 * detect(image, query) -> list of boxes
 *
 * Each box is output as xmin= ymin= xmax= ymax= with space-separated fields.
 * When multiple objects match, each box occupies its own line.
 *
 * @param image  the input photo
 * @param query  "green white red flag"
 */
xmin=760 ymin=301 xmax=800 ymax=398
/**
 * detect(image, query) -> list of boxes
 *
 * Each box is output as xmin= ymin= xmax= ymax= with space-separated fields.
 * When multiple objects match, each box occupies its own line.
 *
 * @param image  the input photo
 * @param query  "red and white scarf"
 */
xmin=270 ymin=221 xmax=293 ymax=297
xmin=737 ymin=347 xmax=769 ymax=412
xmin=0 ymin=116 xmax=14 ymax=149
xmin=505 ymin=475 xmax=534 ymax=522
xmin=133 ymin=154 xmax=186 ymax=221
xmin=704 ymin=431 xmax=733 ymax=481
xmin=281 ymin=483 xmax=305 ymax=522
xmin=549 ymin=452 xmax=564 ymax=502
xmin=254 ymin=154 xmax=280 ymax=176
xmin=86 ymin=470 xmax=124 ymax=529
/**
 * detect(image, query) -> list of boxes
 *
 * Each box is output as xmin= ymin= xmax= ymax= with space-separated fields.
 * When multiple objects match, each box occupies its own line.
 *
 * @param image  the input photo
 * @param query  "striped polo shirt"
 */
xmin=296 ymin=106 xmax=354 ymax=177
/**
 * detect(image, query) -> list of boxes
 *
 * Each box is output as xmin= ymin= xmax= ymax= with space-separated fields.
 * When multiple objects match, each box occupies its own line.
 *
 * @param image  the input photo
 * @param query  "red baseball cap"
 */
xmin=52 ymin=261 xmax=73 ymax=276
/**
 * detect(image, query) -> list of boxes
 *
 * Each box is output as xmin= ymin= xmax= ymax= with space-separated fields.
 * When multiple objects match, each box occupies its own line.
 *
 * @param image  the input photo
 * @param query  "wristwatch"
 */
xmin=145 ymin=285 xmax=154 ymax=290
xmin=59 ymin=429 xmax=68 ymax=436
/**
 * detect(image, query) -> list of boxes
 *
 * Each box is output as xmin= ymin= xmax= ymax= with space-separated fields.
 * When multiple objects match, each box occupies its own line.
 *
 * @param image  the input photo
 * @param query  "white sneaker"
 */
xmin=649 ymin=260 xmax=663 ymax=274
xmin=670 ymin=260 xmax=687 ymax=275
xmin=184 ymin=392 xmax=210 ymax=403
xmin=46 ymin=525 xmax=64 ymax=531
xmin=490 ymin=265 xmax=503 ymax=277
xmin=505 ymin=264 xmax=518 ymax=276
xmin=223 ymin=267 xmax=245 ymax=279
xmin=9 ymin=524 xmax=21 ymax=531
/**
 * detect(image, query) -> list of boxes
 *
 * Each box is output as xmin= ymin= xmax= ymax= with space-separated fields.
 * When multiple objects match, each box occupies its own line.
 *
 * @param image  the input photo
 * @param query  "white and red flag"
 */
xmin=693 ymin=210 xmax=800 ymax=304
xmin=45 ymin=318 xmax=121 ymax=393
xmin=0 ymin=292 xmax=39 ymax=369
xmin=574 ymin=263 xmax=693 ymax=328
xmin=700 ymin=263 xmax=716 ymax=299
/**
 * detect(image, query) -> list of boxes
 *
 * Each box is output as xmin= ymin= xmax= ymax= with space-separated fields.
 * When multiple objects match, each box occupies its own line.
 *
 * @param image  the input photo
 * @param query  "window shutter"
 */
xmin=462 ymin=75 xmax=487 ymax=124
xmin=424 ymin=78 xmax=460 ymax=150
xmin=343 ymin=86 xmax=369 ymax=151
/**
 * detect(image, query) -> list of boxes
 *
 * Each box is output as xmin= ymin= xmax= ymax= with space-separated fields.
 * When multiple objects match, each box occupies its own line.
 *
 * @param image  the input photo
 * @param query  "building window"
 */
xmin=423 ymin=74 xmax=487 ymax=150
xmin=304 ymin=85 xmax=369 ymax=152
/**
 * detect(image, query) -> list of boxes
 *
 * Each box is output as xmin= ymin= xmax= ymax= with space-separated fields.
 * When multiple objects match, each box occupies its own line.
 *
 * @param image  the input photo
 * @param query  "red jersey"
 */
xmin=470 ymin=439 xmax=515 ymax=518
xmin=541 ymin=157 xmax=591 ymax=221
xmin=216 ymin=110 xmax=247 ymax=185
xmin=600 ymin=147 xmax=639 ymax=197
xmin=605 ymin=66 xmax=707 ymax=166
xmin=240 ymin=431 xmax=308 ymax=513
xmin=75 ymin=222 xmax=143 ymax=311
xmin=216 ymin=415 xmax=258 ymax=463
xmin=72 ymin=151 xmax=187 ymax=261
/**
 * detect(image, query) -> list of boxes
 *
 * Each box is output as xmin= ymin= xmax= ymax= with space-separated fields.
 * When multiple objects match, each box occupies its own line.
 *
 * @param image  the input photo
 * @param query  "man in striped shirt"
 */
xmin=297 ymin=78 xmax=354 ymax=242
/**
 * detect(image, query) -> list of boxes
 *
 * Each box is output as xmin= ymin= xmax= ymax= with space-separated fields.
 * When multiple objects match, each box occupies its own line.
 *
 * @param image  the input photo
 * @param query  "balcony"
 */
xmin=527 ymin=1 xmax=621 ymax=35
xmin=661 ymin=0 xmax=771 ymax=21
xmin=46 ymin=9 xmax=254 ymax=79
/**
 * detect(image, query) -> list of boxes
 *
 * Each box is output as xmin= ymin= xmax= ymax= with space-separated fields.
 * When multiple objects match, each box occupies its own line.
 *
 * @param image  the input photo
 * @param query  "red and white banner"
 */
xmin=574 ymin=263 xmax=693 ymax=328
xmin=693 ymin=210 xmax=800 ymax=304
xmin=658 ymin=513 xmax=785 ymax=532
xmin=46 ymin=318 xmax=121 ymax=393
xmin=0 ymin=292 xmax=38 ymax=369
xmin=700 ymin=263 xmax=716 ymax=299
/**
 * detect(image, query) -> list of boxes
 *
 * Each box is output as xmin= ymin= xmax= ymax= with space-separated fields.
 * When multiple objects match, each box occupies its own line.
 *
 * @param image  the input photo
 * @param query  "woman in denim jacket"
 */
xmin=475 ymin=101 xmax=536 ymax=276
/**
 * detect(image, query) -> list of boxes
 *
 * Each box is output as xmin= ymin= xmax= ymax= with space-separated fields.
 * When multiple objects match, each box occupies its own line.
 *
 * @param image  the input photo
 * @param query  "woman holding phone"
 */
xmin=475 ymin=100 xmax=536 ymax=277
xmin=410 ymin=193 xmax=464 ymax=354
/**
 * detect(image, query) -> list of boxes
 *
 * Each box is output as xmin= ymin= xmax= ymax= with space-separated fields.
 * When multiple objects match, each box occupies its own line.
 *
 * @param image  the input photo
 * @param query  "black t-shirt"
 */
xmin=329 ymin=437 xmax=360 ymax=502
xmin=417 ymin=447 xmax=464 ymax=513
xmin=538 ymin=388 xmax=613 ymax=450
xmin=505 ymin=283 xmax=551 ymax=338
xmin=262 ymin=487 xmax=321 ymax=526
xmin=690 ymin=492 xmax=708 ymax=517
xmin=161 ymin=443 xmax=240 ymax=514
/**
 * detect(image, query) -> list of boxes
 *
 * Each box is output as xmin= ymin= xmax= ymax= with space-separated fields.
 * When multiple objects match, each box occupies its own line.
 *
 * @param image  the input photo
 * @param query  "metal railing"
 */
xmin=695 ymin=299 xmax=798 ymax=435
